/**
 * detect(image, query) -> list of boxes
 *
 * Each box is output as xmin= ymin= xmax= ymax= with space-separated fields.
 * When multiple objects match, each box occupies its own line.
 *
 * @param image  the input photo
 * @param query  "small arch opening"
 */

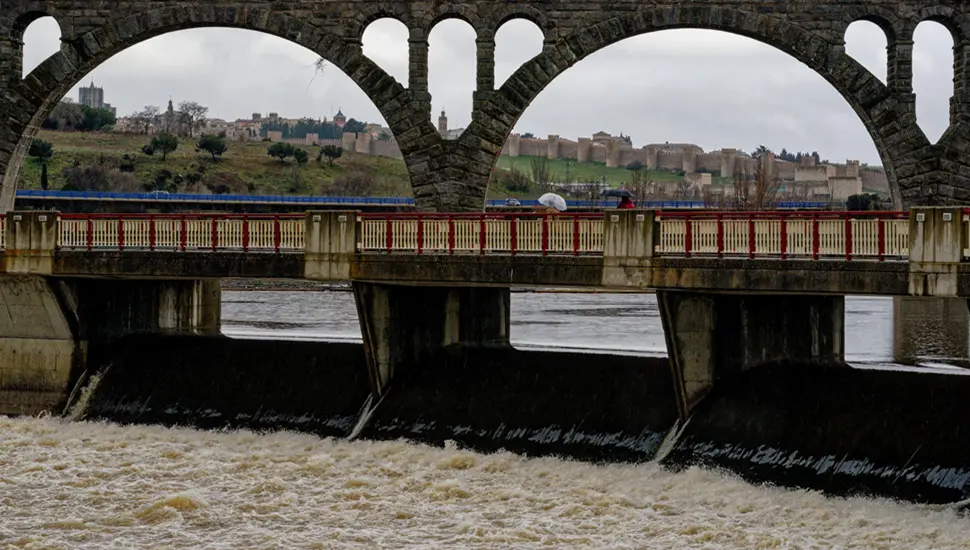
xmin=914 ymin=20 xmax=954 ymax=143
xmin=495 ymin=19 xmax=544 ymax=88
xmin=363 ymin=18 xmax=409 ymax=86
xmin=429 ymin=19 xmax=476 ymax=137
xmin=844 ymin=20 xmax=888 ymax=84
xmin=22 ymin=16 xmax=62 ymax=78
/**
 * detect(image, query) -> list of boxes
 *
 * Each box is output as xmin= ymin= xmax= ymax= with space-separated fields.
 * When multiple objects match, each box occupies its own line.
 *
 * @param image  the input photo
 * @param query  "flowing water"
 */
xmin=3 ymin=292 xmax=970 ymax=549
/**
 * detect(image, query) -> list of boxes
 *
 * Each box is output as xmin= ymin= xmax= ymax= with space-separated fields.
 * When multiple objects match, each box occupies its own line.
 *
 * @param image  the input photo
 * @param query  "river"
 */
xmin=2 ymin=292 xmax=970 ymax=548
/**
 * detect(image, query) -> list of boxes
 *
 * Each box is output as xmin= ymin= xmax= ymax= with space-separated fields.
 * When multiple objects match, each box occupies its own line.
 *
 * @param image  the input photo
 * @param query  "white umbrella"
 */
xmin=538 ymin=192 xmax=568 ymax=212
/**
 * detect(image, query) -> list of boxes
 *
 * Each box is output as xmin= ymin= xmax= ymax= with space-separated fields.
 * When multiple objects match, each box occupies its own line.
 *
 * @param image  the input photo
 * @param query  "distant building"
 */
xmin=78 ymin=81 xmax=116 ymax=115
xmin=437 ymin=109 xmax=464 ymax=140
xmin=334 ymin=108 xmax=347 ymax=128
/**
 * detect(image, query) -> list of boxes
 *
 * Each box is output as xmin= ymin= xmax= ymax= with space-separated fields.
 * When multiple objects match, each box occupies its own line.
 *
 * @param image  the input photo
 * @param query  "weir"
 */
xmin=0 ymin=275 xmax=219 ymax=415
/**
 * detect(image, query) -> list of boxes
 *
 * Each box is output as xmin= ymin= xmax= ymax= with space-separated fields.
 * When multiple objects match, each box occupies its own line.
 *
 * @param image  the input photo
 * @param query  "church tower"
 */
xmin=438 ymin=109 xmax=448 ymax=136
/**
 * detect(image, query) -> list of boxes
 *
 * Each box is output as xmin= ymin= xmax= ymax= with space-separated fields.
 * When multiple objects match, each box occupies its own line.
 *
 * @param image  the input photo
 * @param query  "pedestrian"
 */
xmin=618 ymin=196 xmax=635 ymax=209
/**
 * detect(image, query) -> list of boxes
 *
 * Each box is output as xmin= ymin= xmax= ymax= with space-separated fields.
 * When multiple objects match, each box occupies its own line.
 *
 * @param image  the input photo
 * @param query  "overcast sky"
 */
xmin=22 ymin=18 xmax=955 ymax=164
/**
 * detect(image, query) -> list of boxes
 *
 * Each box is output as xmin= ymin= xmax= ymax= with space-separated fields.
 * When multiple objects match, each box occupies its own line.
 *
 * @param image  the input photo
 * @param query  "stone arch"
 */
xmin=488 ymin=6 xmax=551 ymax=40
xmin=348 ymin=7 xmax=410 ymax=45
xmin=494 ymin=18 xmax=545 ymax=89
xmin=844 ymin=20 xmax=890 ymax=83
xmin=11 ymin=10 xmax=57 ymax=36
xmin=917 ymin=7 xmax=964 ymax=43
xmin=843 ymin=10 xmax=901 ymax=44
xmin=474 ymin=8 xmax=933 ymax=207
xmin=420 ymin=8 xmax=482 ymax=37
xmin=0 ymin=7 xmax=410 ymax=210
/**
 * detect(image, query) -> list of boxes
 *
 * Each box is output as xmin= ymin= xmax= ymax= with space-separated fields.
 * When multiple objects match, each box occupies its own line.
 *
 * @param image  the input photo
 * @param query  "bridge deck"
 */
xmin=1 ymin=209 xmax=964 ymax=296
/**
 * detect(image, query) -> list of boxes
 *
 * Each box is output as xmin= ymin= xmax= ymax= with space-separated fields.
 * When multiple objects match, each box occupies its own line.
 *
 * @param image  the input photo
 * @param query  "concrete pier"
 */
xmin=353 ymin=283 xmax=510 ymax=395
xmin=0 ymin=275 xmax=221 ymax=415
xmin=658 ymin=291 xmax=845 ymax=419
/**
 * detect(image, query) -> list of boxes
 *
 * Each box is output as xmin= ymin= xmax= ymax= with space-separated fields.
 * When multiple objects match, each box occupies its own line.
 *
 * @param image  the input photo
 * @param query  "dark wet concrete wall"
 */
xmin=662 ymin=363 xmax=970 ymax=504
xmin=84 ymin=336 xmax=372 ymax=438
xmin=83 ymin=334 xmax=970 ymax=504
xmin=357 ymin=347 xmax=678 ymax=463
xmin=84 ymin=335 xmax=678 ymax=462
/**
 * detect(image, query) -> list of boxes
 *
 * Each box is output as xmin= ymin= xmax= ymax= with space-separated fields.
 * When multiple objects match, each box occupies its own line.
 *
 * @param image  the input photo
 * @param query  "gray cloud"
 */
xmin=22 ymin=18 xmax=956 ymax=165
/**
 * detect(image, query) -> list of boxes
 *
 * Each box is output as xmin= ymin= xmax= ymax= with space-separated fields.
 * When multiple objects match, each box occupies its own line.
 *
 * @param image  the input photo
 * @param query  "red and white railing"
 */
xmin=0 ymin=211 xmax=933 ymax=263
xmin=657 ymin=211 xmax=910 ymax=260
xmin=57 ymin=214 xmax=305 ymax=252
xmin=357 ymin=213 xmax=605 ymax=255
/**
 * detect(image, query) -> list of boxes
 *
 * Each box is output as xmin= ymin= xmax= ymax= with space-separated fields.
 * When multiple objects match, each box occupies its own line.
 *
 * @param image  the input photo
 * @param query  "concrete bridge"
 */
xmin=1 ymin=206 xmax=967 ymax=419
xmin=1 ymin=1 xmax=969 ymax=211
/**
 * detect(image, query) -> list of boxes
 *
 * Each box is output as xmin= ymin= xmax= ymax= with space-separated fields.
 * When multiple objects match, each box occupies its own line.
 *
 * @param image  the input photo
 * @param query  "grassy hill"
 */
xmin=19 ymin=131 xmax=719 ymax=199
xmin=19 ymin=131 xmax=412 ymax=196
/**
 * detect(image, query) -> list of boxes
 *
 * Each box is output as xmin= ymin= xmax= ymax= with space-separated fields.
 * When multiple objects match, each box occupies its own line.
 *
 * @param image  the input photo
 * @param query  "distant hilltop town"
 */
xmin=91 ymin=78 xmax=886 ymax=198
xmin=502 ymin=132 xmax=890 ymax=199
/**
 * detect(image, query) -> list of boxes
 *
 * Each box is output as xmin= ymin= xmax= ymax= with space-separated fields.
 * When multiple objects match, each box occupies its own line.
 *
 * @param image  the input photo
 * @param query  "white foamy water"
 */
xmin=2 ymin=416 xmax=969 ymax=549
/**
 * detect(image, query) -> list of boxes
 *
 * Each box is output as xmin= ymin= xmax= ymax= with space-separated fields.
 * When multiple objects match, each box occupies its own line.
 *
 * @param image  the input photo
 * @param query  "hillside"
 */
xmin=18 ymin=131 xmax=722 ymax=199
xmin=19 ymin=131 xmax=413 ymax=196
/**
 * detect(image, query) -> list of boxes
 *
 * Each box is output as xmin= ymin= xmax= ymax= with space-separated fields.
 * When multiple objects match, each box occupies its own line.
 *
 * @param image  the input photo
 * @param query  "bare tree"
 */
xmin=749 ymin=158 xmax=782 ymax=210
xmin=178 ymin=101 xmax=209 ymax=136
xmin=531 ymin=155 xmax=551 ymax=192
xmin=732 ymin=163 xmax=750 ymax=210
xmin=675 ymin=179 xmax=693 ymax=199
xmin=628 ymin=169 xmax=653 ymax=204
xmin=133 ymin=105 xmax=160 ymax=134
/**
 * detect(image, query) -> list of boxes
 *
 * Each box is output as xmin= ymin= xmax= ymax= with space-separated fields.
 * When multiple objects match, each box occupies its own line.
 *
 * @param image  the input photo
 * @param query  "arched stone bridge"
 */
xmin=0 ymin=1 xmax=967 ymax=212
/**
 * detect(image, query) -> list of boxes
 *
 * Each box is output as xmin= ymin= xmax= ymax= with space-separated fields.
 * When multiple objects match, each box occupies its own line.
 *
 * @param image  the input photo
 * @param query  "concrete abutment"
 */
xmin=0 ymin=275 xmax=220 ymax=415
xmin=658 ymin=291 xmax=845 ymax=420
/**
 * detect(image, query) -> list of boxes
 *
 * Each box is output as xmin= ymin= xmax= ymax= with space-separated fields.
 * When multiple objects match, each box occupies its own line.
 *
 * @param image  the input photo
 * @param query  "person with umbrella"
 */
xmin=536 ymin=192 xmax=568 ymax=213
xmin=601 ymin=189 xmax=636 ymax=209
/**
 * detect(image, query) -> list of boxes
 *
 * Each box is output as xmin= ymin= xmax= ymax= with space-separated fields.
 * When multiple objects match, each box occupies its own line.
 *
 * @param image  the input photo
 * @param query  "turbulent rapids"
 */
xmin=3 ymin=416 xmax=970 ymax=549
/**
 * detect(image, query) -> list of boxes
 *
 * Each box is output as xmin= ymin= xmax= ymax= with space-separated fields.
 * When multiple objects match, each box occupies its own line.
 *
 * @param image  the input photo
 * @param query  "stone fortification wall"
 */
xmin=775 ymin=162 xmax=796 ymax=180
xmin=558 ymin=139 xmax=579 ymax=160
xmin=371 ymin=140 xmax=402 ymax=159
xmin=696 ymin=153 xmax=722 ymax=173
xmin=658 ymin=152 xmax=685 ymax=171
xmin=519 ymin=139 xmax=547 ymax=157
xmin=862 ymin=169 xmax=890 ymax=194
xmin=590 ymin=144 xmax=608 ymax=164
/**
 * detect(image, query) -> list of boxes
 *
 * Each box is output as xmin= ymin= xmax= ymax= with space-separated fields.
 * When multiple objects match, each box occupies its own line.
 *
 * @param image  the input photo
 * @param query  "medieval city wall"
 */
xmin=371 ymin=140 xmax=402 ymax=159
xmin=774 ymin=162 xmax=796 ymax=180
xmin=862 ymin=169 xmax=890 ymax=194
xmin=590 ymin=144 xmax=608 ymax=164
xmin=696 ymin=153 xmax=722 ymax=173
xmin=657 ymin=152 xmax=685 ymax=172
xmin=519 ymin=139 xmax=547 ymax=158
xmin=246 ymin=126 xmax=883 ymax=194
xmin=558 ymin=140 xmax=579 ymax=160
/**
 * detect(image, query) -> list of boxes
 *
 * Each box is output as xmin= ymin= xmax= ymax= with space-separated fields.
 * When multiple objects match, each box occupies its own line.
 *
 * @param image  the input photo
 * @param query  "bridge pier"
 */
xmin=659 ymin=291 xmax=845 ymax=420
xmin=0 ymin=275 xmax=220 ymax=415
xmin=353 ymin=282 xmax=510 ymax=395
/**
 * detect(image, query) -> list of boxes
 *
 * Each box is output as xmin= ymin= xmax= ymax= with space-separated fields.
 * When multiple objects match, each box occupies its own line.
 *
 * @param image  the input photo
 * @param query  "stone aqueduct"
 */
xmin=0 ymin=1 xmax=967 ymax=211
